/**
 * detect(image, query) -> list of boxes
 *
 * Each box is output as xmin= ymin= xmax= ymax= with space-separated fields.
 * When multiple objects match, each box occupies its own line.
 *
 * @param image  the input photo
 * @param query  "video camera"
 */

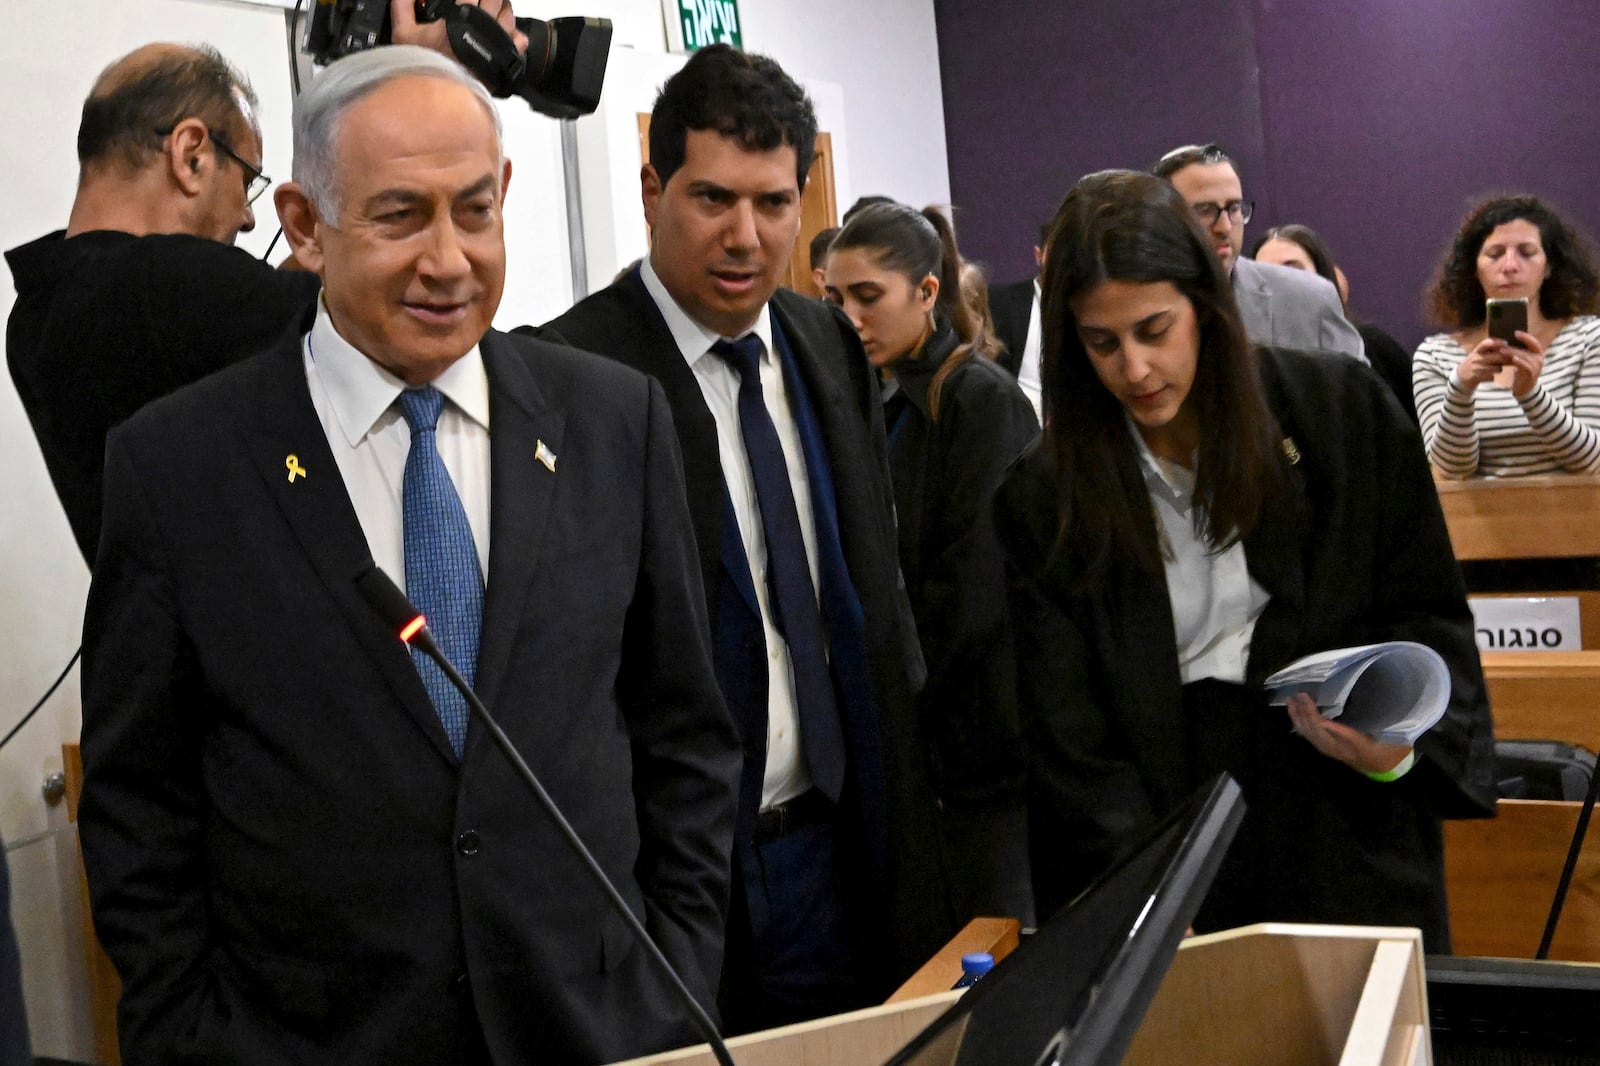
xmin=305 ymin=1 xmax=612 ymax=119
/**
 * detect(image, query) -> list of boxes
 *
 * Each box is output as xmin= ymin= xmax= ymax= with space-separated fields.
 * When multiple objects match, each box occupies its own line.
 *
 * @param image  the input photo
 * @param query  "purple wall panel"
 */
xmin=937 ymin=0 xmax=1600 ymax=349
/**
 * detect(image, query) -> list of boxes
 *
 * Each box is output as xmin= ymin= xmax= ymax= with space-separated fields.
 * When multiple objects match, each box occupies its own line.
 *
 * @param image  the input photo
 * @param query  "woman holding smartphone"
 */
xmin=995 ymin=170 xmax=1494 ymax=947
xmin=1414 ymin=194 xmax=1600 ymax=478
xmin=824 ymin=202 xmax=1039 ymax=923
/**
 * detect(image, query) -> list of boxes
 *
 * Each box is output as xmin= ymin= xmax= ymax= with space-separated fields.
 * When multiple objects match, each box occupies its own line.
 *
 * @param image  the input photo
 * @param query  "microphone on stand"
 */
xmin=354 ymin=564 xmax=737 ymax=1066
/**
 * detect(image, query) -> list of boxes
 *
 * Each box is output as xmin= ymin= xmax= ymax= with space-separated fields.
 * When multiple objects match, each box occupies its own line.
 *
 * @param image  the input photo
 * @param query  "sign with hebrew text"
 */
xmin=664 ymin=0 xmax=743 ymax=52
xmin=1468 ymin=596 xmax=1583 ymax=651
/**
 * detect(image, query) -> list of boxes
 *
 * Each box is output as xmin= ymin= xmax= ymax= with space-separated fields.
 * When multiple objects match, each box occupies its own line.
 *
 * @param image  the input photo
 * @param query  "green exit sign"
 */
xmin=665 ymin=0 xmax=743 ymax=52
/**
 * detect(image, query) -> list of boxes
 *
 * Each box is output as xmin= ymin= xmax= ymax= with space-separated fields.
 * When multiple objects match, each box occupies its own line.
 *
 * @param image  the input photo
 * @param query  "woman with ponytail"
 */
xmin=824 ymin=201 xmax=1039 ymax=923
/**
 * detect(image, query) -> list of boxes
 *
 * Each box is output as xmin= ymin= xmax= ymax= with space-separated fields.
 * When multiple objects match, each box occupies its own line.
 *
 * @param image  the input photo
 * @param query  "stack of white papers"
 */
xmin=1264 ymin=642 xmax=1449 ymax=746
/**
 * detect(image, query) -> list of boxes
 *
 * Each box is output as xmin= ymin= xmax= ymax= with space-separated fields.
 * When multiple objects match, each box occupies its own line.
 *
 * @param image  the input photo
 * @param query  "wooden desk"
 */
xmin=1437 ymin=474 xmax=1600 ymax=560
xmin=1441 ymin=653 xmax=1600 ymax=962
xmin=884 ymin=916 xmax=1021 ymax=1003
xmin=1446 ymin=800 xmax=1600 ymax=961
xmin=1481 ymin=650 xmax=1600 ymax=751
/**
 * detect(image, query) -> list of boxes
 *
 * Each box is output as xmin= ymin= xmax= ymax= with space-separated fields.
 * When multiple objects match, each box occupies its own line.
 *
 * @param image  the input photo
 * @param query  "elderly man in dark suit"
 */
xmin=77 ymin=46 xmax=739 ymax=1066
xmin=540 ymin=44 xmax=948 ymax=1033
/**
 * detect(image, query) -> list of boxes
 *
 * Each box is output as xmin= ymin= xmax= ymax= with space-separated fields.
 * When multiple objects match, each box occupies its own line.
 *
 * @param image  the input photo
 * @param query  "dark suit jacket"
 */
xmin=538 ymin=272 xmax=949 ymax=981
xmin=5 ymin=229 xmax=319 ymax=562
xmin=1233 ymin=256 xmax=1365 ymax=360
xmin=988 ymin=278 xmax=1037 ymax=377
xmin=996 ymin=347 xmax=1496 ymax=938
xmin=78 ymin=325 xmax=742 ymax=1066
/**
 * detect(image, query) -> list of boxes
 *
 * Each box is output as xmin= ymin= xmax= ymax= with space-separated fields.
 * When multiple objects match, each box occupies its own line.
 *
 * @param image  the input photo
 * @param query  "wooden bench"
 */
xmin=1481 ymin=650 xmax=1600 ymax=752
xmin=1443 ymin=651 xmax=1600 ymax=961
xmin=1436 ymin=473 xmax=1600 ymax=560
xmin=1445 ymin=800 xmax=1600 ymax=961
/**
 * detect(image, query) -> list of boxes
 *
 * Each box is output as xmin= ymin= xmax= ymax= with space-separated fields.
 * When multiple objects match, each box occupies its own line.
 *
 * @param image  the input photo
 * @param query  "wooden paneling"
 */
xmin=779 ymin=132 xmax=837 ymax=301
xmin=1437 ymin=474 xmax=1600 ymax=560
xmin=1481 ymin=649 xmax=1600 ymax=750
xmin=64 ymin=743 xmax=120 ymax=1065
xmin=1446 ymin=800 xmax=1600 ymax=961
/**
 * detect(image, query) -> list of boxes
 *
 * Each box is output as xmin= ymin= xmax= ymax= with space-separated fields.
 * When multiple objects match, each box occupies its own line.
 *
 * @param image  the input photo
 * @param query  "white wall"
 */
xmin=0 ymin=0 xmax=949 ymax=1058
xmin=741 ymin=0 xmax=952 ymax=211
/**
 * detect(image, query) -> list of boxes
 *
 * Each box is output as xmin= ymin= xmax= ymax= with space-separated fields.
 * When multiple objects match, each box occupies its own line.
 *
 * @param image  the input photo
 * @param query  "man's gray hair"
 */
xmin=292 ymin=45 xmax=502 ymax=224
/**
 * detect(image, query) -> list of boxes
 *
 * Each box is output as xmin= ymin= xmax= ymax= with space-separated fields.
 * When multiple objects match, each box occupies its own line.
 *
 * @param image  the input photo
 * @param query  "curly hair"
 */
xmin=1426 ymin=194 xmax=1600 ymax=328
xmin=648 ymin=44 xmax=816 ymax=191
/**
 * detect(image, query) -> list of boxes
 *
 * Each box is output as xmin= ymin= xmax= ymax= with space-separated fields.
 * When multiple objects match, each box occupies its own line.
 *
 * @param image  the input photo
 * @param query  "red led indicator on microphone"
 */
xmin=399 ymin=615 xmax=427 ymax=643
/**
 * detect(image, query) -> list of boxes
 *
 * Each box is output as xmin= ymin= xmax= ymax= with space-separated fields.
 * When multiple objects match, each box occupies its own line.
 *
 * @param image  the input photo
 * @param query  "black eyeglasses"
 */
xmin=1191 ymin=200 xmax=1255 ymax=226
xmin=155 ymin=126 xmax=270 ymax=204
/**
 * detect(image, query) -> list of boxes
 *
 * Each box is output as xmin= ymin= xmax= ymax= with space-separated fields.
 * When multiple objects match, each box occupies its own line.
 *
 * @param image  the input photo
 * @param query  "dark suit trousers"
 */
xmin=719 ymin=798 xmax=873 ymax=1035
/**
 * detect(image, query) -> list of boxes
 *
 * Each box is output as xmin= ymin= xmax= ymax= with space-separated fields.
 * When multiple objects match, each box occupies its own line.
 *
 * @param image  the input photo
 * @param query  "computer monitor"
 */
xmin=886 ymin=773 xmax=1245 ymax=1066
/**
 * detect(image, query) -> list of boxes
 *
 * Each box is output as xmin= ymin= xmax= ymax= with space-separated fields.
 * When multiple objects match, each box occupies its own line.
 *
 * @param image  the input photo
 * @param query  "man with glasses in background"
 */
xmin=1154 ymin=143 xmax=1365 ymax=362
xmin=6 ymin=2 xmax=525 ymax=565
xmin=6 ymin=43 xmax=321 ymax=563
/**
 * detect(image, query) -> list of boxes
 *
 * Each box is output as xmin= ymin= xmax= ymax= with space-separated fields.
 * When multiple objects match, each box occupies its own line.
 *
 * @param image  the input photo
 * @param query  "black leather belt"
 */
xmin=754 ymin=789 xmax=831 ymax=845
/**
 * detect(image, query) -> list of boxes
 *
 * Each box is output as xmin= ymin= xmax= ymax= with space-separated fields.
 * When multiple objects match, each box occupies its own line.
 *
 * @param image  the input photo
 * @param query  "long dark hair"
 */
xmin=1041 ymin=170 xmax=1284 ymax=576
xmin=1426 ymin=194 xmax=1600 ymax=328
xmin=831 ymin=201 xmax=984 ymax=420
xmin=1251 ymin=223 xmax=1344 ymax=307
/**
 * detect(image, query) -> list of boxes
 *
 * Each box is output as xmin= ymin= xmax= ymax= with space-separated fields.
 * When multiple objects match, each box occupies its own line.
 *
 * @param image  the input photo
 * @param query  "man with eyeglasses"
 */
xmin=1153 ymin=143 xmax=1365 ymax=363
xmin=6 ymin=2 xmax=527 ymax=566
xmin=5 ymin=42 xmax=318 ymax=564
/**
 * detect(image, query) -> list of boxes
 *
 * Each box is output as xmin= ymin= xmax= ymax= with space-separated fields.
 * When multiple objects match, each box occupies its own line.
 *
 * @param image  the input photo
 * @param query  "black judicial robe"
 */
xmin=995 ymin=346 xmax=1496 ymax=946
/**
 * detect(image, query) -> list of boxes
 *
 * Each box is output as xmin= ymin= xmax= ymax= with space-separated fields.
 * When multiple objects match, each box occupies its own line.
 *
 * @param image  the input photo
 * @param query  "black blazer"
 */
xmin=78 ymin=326 xmax=742 ymax=1065
xmin=539 ymin=273 xmax=950 ymax=978
xmin=886 ymin=327 xmax=1039 ymax=804
xmin=988 ymin=277 xmax=1037 ymax=377
xmin=995 ymin=347 xmax=1496 ymax=934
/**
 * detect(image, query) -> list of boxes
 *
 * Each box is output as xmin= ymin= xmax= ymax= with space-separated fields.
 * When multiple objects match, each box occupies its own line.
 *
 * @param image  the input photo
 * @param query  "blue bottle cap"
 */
xmin=960 ymin=951 xmax=994 ymax=976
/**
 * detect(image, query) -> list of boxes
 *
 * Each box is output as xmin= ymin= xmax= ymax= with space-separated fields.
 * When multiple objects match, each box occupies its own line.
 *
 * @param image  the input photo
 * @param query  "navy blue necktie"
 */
xmin=712 ymin=335 xmax=846 ymax=802
xmin=399 ymin=386 xmax=482 ymax=759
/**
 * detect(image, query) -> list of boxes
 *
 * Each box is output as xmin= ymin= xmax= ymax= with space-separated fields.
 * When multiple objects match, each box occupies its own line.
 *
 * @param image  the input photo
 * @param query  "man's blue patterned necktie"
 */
xmin=399 ymin=385 xmax=482 ymax=759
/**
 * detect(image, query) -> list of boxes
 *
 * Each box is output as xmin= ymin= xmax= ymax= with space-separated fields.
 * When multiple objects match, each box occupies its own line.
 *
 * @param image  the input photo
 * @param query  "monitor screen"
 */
xmin=886 ymin=773 xmax=1245 ymax=1066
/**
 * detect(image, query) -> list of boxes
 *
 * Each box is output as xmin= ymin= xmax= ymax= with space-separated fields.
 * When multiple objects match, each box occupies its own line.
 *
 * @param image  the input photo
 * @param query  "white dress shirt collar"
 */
xmin=1125 ymin=415 xmax=1268 ymax=685
xmin=1127 ymin=416 xmax=1197 ymax=513
xmin=307 ymin=297 xmax=490 ymax=445
xmin=639 ymin=255 xmax=777 ymax=365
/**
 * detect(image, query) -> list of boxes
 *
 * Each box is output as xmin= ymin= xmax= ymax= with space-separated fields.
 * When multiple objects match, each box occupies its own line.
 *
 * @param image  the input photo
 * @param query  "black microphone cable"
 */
xmin=0 ymin=645 xmax=81 ymax=754
xmin=354 ymin=564 xmax=738 ymax=1066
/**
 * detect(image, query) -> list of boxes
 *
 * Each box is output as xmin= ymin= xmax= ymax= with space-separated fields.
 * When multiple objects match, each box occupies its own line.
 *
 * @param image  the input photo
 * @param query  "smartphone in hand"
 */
xmin=1487 ymin=297 xmax=1529 ymax=344
xmin=1487 ymin=297 xmax=1529 ymax=387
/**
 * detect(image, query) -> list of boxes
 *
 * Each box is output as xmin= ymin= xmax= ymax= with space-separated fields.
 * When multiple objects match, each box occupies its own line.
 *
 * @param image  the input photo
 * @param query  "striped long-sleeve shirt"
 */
xmin=1412 ymin=315 xmax=1600 ymax=478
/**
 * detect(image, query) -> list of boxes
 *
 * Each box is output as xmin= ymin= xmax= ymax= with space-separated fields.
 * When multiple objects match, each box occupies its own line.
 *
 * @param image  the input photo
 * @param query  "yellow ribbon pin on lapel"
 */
xmin=285 ymin=454 xmax=308 ymax=483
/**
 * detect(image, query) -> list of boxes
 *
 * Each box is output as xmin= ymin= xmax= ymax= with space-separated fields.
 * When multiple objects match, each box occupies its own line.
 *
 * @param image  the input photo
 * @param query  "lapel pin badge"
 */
xmin=1281 ymin=437 xmax=1301 ymax=465
xmin=535 ymin=440 xmax=557 ymax=473
xmin=285 ymin=454 xmax=308 ymax=483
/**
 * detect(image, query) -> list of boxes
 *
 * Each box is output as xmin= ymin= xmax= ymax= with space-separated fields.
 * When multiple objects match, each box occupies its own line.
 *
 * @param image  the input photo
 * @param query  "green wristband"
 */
xmin=1365 ymin=750 xmax=1416 ymax=783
